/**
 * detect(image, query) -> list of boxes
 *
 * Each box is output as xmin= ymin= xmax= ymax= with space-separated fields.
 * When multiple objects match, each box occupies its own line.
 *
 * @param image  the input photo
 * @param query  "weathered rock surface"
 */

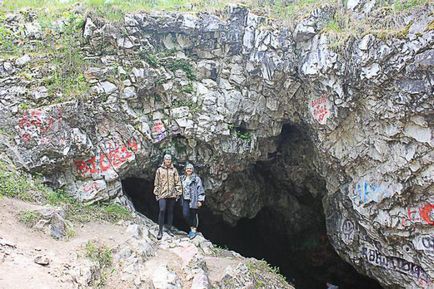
xmin=0 ymin=1 xmax=433 ymax=288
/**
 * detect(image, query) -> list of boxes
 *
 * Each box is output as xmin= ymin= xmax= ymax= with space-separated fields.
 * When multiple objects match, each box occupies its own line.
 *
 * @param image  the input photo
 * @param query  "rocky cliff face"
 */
xmin=0 ymin=1 xmax=433 ymax=288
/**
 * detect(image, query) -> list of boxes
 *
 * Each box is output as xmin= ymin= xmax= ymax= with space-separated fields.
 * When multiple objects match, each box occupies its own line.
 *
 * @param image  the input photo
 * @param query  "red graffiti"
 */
xmin=83 ymin=181 xmax=102 ymax=193
xmin=402 ymin=203 xmax=434 ymax=226
xmin=74 ymin=138 xmax=139 ymax=177
xmin=74 ymin=156 xmax=97 ymax=175
xmin=309 ymin=97 xmax=331 ymax=124
xmin=420 ymin=204 xmax=434 ymax=225
xmin=151 ymin=120 xmax=167 ymax=143
xmin=18 ymin=108 xmax=63 ymax=143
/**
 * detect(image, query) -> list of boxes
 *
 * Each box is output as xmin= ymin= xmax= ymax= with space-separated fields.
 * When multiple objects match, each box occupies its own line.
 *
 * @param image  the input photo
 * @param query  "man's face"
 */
xmin=164 ymin=159 xmax=172 ymax=166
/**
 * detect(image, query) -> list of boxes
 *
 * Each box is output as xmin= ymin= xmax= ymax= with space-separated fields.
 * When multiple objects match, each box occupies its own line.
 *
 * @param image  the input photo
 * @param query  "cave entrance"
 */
xmin=121 ymin=177 xmax=193 ymax=232
xmin=121 ymin=124 xmax=382 ymax=289
xmin=122 ymin=176 xmax=382 ymax=289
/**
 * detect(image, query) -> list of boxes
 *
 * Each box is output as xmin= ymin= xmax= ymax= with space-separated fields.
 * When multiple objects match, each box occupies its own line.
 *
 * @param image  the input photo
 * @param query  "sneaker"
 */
xmin=157 ymin=230 xmax=163 ymax=240
xmin=187 ymin=230 xmax=194 ymax=238
xmin=189 ymin=231 xmax=197 ymax=239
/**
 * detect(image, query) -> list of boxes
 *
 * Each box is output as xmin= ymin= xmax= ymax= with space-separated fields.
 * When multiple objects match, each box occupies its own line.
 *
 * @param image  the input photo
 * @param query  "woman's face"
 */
xmin=185 ymin=168 xmax=193 ymax=175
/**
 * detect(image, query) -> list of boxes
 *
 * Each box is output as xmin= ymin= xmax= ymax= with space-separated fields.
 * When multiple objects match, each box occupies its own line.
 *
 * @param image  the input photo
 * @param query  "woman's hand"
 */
xmin=197 ymin=201 xmax=202 ymax=207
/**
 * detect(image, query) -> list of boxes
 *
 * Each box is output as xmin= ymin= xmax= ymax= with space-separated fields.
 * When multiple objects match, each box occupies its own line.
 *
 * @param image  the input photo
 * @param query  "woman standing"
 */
xmin=153 ymin=154 xmax=183 ymax=240
xmin=181 ymin=163 xmax=205 ymax=239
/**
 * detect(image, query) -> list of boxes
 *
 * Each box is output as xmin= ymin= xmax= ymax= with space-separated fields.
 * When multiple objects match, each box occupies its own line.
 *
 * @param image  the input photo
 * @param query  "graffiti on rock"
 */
xmin=78 ymin=180 xmax=107 ymax=202
xmin=74 ymin=138 xmax=138 ymax=177
xmin=341 ymin=218 xmax=356 ymax=244
xmin=17 ymin=107 xmax=63 ymax=144
xmin=413 ymin=235 xmax=434 ymax=252
xmin=402 ymin=203 xmax=434 ymax=226
xmin=361 ymin=244 xmax=431 ymax=284
xmin=309 ymin=97 xmax=332 ymax=125
xmin=350 ymin=180 xmax=400 ymax=206
xmin=151 ymin=119 xmax=167 ymax=143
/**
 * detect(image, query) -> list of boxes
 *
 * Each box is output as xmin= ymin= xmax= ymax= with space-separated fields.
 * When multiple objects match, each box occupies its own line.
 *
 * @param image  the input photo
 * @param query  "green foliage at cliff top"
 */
xmin=1 ymin=0 xmax=430 ymax=22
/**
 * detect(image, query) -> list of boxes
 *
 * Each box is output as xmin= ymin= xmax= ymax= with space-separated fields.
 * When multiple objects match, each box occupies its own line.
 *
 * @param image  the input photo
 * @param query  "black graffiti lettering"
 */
xmin=369 ymin=249 xmax=376 ymax=262
xmin=362 ymin=247 xmax=368 ymax=259
xmin=422 ymin=236 xmax=434 ymax=250
xmin=412 ymin=264 xmax=421 ymax=278
xmin=387 ymin=256 xmax=396 ymax=270
xmin=399 ymin=259 xmax=410 ymax=272
xmin=379 ymin=255 xmax=387 ymax=267
xmin=360 ymin=246 xmax=430 ymax=284
xmin=375 ymin=251 xmax=383 ymax=265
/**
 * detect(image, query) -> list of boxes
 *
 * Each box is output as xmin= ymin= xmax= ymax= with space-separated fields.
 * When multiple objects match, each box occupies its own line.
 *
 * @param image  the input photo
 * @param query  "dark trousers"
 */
xmin=182 ymin=200 xmax=199 ymax=228
xmin=158 ymin=198 xmax=176 ymax=232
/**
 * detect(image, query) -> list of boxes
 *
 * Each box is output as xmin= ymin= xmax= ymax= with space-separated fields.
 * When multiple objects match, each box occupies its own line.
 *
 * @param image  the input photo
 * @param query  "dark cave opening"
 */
xmin=121 ymin=178 xmax=382 ymax=289
xmin=121 ymin=124 xmax=383 ymax=289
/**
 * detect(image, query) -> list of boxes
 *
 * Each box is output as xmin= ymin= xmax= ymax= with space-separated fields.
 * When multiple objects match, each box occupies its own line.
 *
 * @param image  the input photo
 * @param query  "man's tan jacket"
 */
xmin=153 ymin=164 xmax=182 ymax=200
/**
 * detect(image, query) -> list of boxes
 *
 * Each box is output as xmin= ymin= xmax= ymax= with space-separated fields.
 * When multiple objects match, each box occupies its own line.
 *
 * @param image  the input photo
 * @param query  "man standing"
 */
xmin=153 ymin=154 xmax=182 ymax=240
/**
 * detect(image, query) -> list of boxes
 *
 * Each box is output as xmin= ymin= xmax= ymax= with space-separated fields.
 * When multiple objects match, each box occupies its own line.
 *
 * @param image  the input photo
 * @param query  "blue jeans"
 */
xmin=182 ymin=199 xmax=199 ymax=228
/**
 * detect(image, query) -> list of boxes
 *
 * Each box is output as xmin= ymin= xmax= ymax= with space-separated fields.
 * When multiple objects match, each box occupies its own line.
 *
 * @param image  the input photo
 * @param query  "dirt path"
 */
xmin=0 ymin=197 xmax=288 ymax=289
xmin=0 ymin=197 xmax=129 ymax=289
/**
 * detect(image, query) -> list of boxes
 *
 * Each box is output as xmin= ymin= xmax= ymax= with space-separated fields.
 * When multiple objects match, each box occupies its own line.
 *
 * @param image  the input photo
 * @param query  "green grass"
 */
xmin=0 ymin=0 xmax=238 ymax=20
xmin=1 ymin=0 xmax=430 ymax=23
xmin=66 ymin=226 xmax=76 ymax=239
xmin=0 ymin=160 xmax=132 ymax=224
xmin=0 ymin=161 xmax=40 ymax=201
xmin=46 ymin=189 xmax=132 ymax=223
xmin=18 ymin=210 xmax=42 ymax=227
xmin=164 ymin=58 xmax=196 ymax=80
xmin=393 ymin=0 xmax=430 ymax=11
xmin=322 ymin=19 xmax=342 ymax=33
xmin=85 ymin=240 xmax=113 ymax=267
xmin=0 ymin=5 xmax=90 ymax=101
xmin=245 ymin=259 xmax=288 ymax=288
xmin=264 ymin=0 xmax=321 ymax=20
xmin=181 ymin=83 xmax=194 ymax=94
xmin=229 ymin=126 xmax=252 ymax=141
xmin=139 ymin=50 xmax=160 ymax=68
xmin=85 ymin=240 xmax=113 ymax=287
xmin=0 ymin=22 xmax=17 ymax=55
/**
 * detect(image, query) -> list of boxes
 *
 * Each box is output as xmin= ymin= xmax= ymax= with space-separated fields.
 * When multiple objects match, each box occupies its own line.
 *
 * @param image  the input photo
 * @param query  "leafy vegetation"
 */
xmin=139 ymin=50 xmax=160 ymax=68
xmin=181 ymin=83 xmax=194 ymax=94
xmin=229 ymin=125 xmax=252 ymax=141
xmin=85 ymin=240 xmax=113 ymax=287
xmin=393 ymin=0 xmax=429 ymax=11
xmin=165 ymin=58 xmax=196 ymax=80
xmin=85 ymin=240 xmax=113 ymax=267
xmin=1 ymin=0 xmax=430 ymax=25
xmin=172 ymin=99 xmax=200 ymax=113
xmin=245 ymin=259 xmax=288 ymax=288
xmin=0 ymin=160 xmax=132 ymax=225
xmin=18 ymin=210 xmax=42 ymax=227
xmin=47 ymin=189 xmax=132 ymax=223
xmin=0 ymin=5 xmax=90 ymax=102
xmin=0 ymin=161 xmax=48 ymax=201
